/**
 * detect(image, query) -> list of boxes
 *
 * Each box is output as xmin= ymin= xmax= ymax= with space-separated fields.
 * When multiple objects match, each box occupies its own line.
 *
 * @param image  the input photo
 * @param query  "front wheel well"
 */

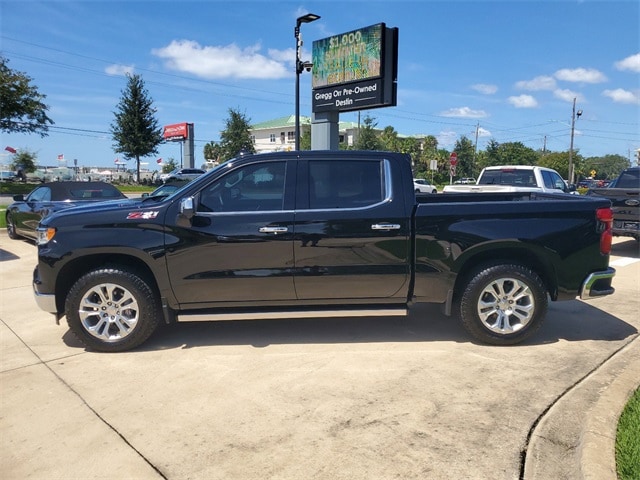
xmin=55 ymin=254 xmax=160 ymax=313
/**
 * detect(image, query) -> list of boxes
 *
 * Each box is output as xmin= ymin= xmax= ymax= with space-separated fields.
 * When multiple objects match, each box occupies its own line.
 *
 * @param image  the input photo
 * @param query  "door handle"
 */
xmin=259 ymin=226 xmax=289 ymax=234
xmin=371 ymin=223 xmax=401 ymax=231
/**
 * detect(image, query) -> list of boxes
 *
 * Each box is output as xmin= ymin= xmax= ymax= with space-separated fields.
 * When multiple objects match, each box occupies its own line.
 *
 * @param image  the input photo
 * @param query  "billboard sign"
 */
xmin=163 ymin=123 xmax=189 ymax=141
xmin=311 ymin=23 xmax=398 ymax=113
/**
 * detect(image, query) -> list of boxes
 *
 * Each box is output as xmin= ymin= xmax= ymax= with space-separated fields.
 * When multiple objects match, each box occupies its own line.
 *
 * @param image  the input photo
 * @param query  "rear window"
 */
xmin=69 ymin=187 xmax=122 ymax=199
xmin=308 ymin=160 xmax=383 ymax=209
xmin=479 ymin=170 xmax=536 ymax=187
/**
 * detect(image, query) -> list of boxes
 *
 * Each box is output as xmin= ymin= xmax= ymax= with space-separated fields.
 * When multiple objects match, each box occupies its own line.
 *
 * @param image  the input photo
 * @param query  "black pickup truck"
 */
xmin=32 ymin=151 xmax=616 ymax=352
xmin=587 ymin=166 xmax=639 ymax=241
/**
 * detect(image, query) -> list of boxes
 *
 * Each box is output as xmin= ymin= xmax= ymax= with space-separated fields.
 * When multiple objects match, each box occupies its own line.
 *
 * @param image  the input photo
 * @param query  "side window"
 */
xmin=308 ymin=160 xmax=383 ymax=209
xmin=542 ymin=171 xmax=555 ymax=189
xmin=546 ymin=171 xmax=566 ymax=190
xmin=198 ymin=161 xmax=286 ymax=213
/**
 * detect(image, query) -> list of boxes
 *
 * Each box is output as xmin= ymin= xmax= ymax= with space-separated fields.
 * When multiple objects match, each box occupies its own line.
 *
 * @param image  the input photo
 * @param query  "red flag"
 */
xmin=156 ymin=158 xmax=162 ymax=164
xmin=4 ymin=146 xmax=17 ymax=154
xmin=57 ymin=154 xmax=64 ymax=160
xmin=114 ymin=158 xmax=119 ymax=163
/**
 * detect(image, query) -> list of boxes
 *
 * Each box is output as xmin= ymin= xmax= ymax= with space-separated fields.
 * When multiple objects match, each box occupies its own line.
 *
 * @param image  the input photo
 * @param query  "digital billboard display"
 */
xmin=311 ymin=23 xmax=398 ymax=114
xmin=312 ymin=23 xmax=383 ymax=89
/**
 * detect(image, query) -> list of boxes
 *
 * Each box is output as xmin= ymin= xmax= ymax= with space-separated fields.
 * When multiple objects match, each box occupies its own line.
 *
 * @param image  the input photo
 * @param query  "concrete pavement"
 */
xmin=1 ymin=232 xmax=638 ymax=479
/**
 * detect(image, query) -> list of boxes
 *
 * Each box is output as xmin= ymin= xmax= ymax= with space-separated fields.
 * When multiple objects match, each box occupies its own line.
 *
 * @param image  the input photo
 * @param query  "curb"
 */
xmin=524 ymin=335 xmax=640 ymax=479
xmin=581 ymin=337 xmax=640 ymax=480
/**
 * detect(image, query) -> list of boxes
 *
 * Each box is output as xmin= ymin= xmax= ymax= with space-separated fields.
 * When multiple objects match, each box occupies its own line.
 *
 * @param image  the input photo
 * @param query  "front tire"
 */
xmin=6 ymin=214 xmax=18 ymax=239
xmin=459 ymin=264 xmax=548 ymax=345
xmin=65 ymin=267 xmax=161 ymax=352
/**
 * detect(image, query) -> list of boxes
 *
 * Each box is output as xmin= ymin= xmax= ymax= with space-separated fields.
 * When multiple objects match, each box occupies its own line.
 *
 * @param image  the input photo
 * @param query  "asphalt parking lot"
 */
xmin=1 ymin=232 xmax=638 ymax=480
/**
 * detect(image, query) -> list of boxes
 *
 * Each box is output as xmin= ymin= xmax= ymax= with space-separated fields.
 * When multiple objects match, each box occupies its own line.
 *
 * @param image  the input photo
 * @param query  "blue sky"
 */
xmin=1 ymin=0 xmax=639 ymax=170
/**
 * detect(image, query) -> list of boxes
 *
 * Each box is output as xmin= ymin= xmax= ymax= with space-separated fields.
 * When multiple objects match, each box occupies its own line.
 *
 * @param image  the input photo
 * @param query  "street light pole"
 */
xmin=568 ymin=97 xmax=582 ymax=185
xmin=294 ymin=13 xmax=320 ymax=151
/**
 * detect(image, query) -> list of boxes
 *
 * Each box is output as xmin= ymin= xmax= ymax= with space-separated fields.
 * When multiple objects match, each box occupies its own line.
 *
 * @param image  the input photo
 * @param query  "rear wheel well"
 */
xmin=453 ymin=248 xmax=556 ymax=302
xmin=55 ymin=254 xmax=160 ymax=312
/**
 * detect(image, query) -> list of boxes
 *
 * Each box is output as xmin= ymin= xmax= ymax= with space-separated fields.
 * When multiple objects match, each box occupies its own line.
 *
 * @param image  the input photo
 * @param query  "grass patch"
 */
xmin=616 ymin=386 xmax=640 ymax=480
xmin=0 ymin=208 xmax=5 ymax=229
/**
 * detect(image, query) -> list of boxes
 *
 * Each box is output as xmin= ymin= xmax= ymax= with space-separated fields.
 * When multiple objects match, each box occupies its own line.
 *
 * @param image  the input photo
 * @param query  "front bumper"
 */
xmin=32 ymin=266 xmax=57 ymax=314
xmin=580 ymin=267 xmax=616 ymax=300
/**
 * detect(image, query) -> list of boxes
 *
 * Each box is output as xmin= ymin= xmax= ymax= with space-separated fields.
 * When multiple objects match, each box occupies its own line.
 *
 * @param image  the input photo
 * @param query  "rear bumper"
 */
xmin=580 ymin=268 xmax=616 ymax=300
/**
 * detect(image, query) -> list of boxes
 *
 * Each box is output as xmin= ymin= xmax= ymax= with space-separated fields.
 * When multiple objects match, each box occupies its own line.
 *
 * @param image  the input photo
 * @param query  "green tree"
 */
xmin=300 ymin=128 xmax=311 ymax=151
xmin=538 ymin=150 xmax=584 ymax=180
xmin=0 ymin=56 xmax=54 ymax=137
xmin=110 ymin=74 xmax=163 ymax=184
xmin=484 ymin=140 xmax=539 ymax=167
xmin=203 ymin=141 xmax=222 ymax=162
xmin=219 ymin=108 xmax=255 ymax=161
xmin=583 ymin=154 xmax=630 ymax=180
xmin=379 ymin=126 xmax=401 ymax=152
xmin=9 ymin=149 xmax=37 ymax=182
xmin=162 ymin=158 xmax=178 ymax=174
xmin=453 ymin=136 xmax=476 ymax=178
xmin=354 ymin=115 xmax=381 ymax=150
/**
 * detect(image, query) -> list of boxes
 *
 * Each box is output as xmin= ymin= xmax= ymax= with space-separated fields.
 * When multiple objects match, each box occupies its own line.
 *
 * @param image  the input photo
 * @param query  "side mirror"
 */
xmin=13 ymin=194 xmax=25 ymax=202
xmin=141 ymin=192 xmax=149 ymax=198
xmin=180 ymin=196 xmax=195 ymax=219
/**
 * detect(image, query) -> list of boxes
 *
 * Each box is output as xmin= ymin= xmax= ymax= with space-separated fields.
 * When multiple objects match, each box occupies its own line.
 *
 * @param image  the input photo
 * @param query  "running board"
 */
xmin=177 ymin=308 xmax=408 ymax=322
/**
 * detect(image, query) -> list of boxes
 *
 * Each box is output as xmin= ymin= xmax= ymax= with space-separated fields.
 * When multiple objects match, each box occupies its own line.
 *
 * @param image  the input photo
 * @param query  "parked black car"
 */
xmin=6 ymin=181 xmax=127 ymax=240
xmin=587 ymin=166 xmax=640 ymax=241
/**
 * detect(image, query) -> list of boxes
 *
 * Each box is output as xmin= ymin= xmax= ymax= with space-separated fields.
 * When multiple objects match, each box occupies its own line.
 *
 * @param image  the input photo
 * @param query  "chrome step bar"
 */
xmin=177 ymin=308 xmax=408 ymax=322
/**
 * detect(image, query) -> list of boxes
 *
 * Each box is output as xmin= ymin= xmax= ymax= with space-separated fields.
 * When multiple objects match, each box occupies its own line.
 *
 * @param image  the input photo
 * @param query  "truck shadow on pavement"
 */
xmin=123 ymin=301 xmax=637 ymax=352
xmin=612 ymin=238 xmax=639 ymax=258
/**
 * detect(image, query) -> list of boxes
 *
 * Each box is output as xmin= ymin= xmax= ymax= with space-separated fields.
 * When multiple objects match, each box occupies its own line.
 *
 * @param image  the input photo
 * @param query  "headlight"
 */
xmin=36 ymin=227 xmax=56 ymax=245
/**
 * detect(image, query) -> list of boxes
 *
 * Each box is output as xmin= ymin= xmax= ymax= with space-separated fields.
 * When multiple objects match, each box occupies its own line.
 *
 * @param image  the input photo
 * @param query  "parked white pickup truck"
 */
xmin=443 ymin=165 xmax=576 ymax=194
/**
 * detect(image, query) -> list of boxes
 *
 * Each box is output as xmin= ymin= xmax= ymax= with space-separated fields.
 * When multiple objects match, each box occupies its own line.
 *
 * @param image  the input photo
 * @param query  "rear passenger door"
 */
xmin=293 ymin=156 xmax=410 ymax=300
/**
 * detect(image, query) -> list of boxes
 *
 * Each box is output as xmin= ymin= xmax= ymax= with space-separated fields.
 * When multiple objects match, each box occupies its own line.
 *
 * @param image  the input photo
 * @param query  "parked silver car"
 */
xmin=160 ymin=168 xmax=206 ymax=183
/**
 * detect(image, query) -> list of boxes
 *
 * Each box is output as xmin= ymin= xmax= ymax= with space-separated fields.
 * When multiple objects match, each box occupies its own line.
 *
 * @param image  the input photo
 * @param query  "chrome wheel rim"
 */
xmin=477 ymin=277 xmax=534 ymax=334
xmin=78 ymin=283 xmax=139 ymax=342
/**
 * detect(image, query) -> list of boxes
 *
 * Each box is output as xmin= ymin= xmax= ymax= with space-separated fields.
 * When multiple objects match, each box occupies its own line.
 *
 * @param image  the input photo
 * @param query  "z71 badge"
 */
xmin=126 ymin=211 xmax=159 ymax=220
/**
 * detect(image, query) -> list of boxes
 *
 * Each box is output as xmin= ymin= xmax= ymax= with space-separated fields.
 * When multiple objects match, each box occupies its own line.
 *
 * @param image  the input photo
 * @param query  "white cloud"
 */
xmin=440 ymin=107 xmax=487 ymax=118
xmin=614 ymin=53 xmax=640 ymax=73
xmin=515 ymin=75 xmax=556 ymax=91
xmin=553 ymin=89 xmax=584 ymax=103
xmin=152 ymin=40 xmax=291 ymax=79
xmin=554 ymin=68 xmax=607 ymax=83
xmin=105 ymin=64 xmax=135 ymax=76
xmin=602 ymin=88 xmax=640 ymax=105
xmin=507 ymin=95 xmax=538 ymax=108
xmin=478 ymin=126 xmax=492 ymax=137
xmin=436 ymin=130 xmax=458 ymax=147
xmin=471 ymin=83 xmax=498 ymax=95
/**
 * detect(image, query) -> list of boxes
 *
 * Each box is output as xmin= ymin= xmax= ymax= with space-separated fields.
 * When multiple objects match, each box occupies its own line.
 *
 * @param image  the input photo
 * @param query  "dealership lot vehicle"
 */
xmin=159 ymin=168 xmax=206 ymax=183
xmin=413 ymin=178 xmax=437 ymax=193
xmin=32 ymin=150 xmax=615 ymax=352
xmin=444 ymin=166 xmax=575 ymax=194
xmin=5 ymin=181 xmax=127 ymax=240
xmin=1 ymin=233 xmax=638 ymax=480
xmin=587 ymin=166 xmax=640 ymax=241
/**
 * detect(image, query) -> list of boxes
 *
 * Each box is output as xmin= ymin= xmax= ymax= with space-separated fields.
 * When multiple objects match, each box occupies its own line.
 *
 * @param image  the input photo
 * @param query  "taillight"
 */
xmin=596 ymin=207 xmax=613 ymax=255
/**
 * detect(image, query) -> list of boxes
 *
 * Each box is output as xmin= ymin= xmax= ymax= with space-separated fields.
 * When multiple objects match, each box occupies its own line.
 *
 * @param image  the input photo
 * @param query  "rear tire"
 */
xmin=459 ymin=263 xmax=548 ymax=345
xmin=65 ymin=267 xmax=161 ymax=352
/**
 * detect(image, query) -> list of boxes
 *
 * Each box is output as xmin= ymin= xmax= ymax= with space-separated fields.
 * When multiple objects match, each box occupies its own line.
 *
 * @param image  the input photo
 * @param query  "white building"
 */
xmin=249 ymin=115 xmax=361 ymax=153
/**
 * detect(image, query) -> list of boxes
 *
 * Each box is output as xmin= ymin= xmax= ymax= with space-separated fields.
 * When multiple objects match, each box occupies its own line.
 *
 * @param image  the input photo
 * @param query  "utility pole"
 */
xmin=568 ymin=97 xmax=582 ymax=185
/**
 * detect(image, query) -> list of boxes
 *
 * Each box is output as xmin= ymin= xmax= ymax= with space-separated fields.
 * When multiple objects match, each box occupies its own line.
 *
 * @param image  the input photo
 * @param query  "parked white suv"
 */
xmin=413 ymin=178 xmax=438 ymax=194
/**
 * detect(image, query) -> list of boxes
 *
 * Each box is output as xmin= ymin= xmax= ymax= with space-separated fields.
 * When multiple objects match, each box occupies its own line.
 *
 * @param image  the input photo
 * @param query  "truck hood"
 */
xmin=40 ymin=196 xmax=167 ymax=225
